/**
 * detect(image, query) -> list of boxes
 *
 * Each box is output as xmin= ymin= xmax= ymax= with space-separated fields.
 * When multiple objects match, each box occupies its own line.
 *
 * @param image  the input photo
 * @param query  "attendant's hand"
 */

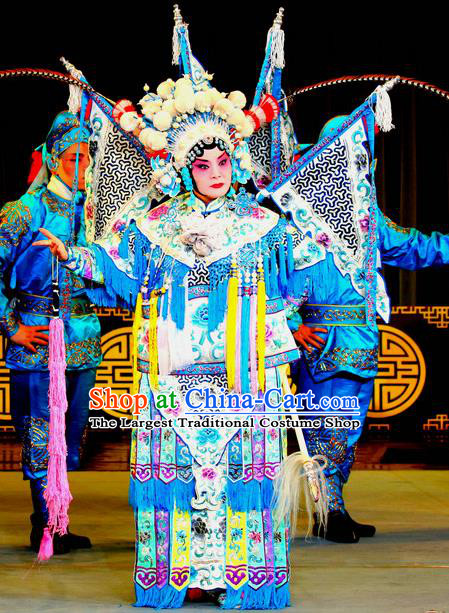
xmin=32 ymin=228 xmax=68 ymax=261
xmin=293 ymin=324 xmax=327 ymax=353
xmin=10 ymin=323 xmax=49 ymax=353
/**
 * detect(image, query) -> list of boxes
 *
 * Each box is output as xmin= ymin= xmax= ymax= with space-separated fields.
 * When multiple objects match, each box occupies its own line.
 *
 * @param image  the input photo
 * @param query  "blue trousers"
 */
xmin=298 ymin=361 xmax=374 ymax=512
xmin=9 ymin=368 xmax=96 ymax=520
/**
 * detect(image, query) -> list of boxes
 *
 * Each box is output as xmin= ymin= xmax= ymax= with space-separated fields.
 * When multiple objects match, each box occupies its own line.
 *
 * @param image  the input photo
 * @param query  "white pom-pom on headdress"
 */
xmin=228 ymin=91 xmax=247 ymax=109
xmin=174 ymin=91 xmax=195 ymax=114
xmin=141 ymin=100 xmax=163 ymax=119
xmin=120 ymin=111 xmax=140 ymax=132
xmin=157 ymin=79 xmax=175 ymax=100
xmin=153 ymin=110 xmax=173 ymax=131
xmin=228 ymin=108 xmax=246 ymax=127
xmin=207 ymin=88 xmax=222 ymax=105
xmin=60 ymin=57 xmax=84 ymax=114
xmin=213 ymin=98 xmax=235 ymax=118
xmin=239 ymin=117 xmax=255 ymax=138
xmin=194 ymin=91 xmax=210 ymax=112
xmin=175 ymin=77 xmax=194 ymax=94
xmin=139 ymin=128 xmax=167 ymax=151
xmin=162 ymin=99 xmax=178 ymax=117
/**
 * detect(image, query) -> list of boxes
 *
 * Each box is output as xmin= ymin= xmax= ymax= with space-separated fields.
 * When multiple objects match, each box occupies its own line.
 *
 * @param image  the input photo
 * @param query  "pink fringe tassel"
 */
xmin=37 ymin=527 xmax=54 ymax=561
xmin=44 ymin=318 xmax=73 ymax=545
xmin=235 ymin=294 xmax=242 ymax=394
xmin=249 ymin=291 xmax=258 ymax=395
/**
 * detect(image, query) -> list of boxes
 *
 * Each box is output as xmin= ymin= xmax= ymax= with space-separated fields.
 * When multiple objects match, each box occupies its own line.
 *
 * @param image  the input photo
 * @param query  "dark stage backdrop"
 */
xmin=0 ymin=2 xmax=448 ymax=450
xmin=1 ymin=1 xmax=448 ymax=304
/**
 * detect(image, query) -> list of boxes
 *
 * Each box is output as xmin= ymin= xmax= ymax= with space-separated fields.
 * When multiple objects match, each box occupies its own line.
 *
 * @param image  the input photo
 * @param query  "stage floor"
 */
xmin=1 ymin=470 xmax=448 ymax=612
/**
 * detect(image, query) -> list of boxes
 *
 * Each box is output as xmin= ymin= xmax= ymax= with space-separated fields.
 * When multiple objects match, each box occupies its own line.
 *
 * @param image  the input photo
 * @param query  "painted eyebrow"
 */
xmin=193 ymin=153 xmax=228 ymax=163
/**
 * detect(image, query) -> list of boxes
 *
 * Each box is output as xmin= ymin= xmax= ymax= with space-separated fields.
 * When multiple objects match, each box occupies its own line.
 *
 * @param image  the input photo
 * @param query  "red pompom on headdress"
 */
xmin=244 ymin=93 xmax=280 ymax=132
xmin=27 ymin=150 xmax=43 ymax=185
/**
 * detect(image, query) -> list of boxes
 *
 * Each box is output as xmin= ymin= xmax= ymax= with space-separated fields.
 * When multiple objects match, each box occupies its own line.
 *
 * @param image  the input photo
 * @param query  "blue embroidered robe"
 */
xmin=64 ymin=190 xmax=309 ymax=609
xmin=291 ymin=209 xmax=449 ymax=510
xmin=0 ymin=182 xmax=102 ymax=370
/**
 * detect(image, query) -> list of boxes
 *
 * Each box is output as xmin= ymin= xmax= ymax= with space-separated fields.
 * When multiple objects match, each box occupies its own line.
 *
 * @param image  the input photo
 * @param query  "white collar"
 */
xmin=47 ymin=175 xmax=72 ymax=201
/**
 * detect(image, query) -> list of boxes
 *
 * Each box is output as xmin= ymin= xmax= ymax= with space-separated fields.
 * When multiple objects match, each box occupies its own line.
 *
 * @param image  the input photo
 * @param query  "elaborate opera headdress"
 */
xmin=112 ymin=5 xmax=279 ymax=198
xmin=44 ymin=111 xmax=91 ymax=171
xmin=27 ymin=111 xmax=91 ymax=186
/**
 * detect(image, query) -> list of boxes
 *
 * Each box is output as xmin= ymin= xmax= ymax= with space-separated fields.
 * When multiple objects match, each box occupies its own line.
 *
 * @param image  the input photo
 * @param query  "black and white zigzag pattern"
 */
xmin=176 ymin=373 xmax=227 ymax=396
xmin=290 ymin=138 xmax=359 ymax=254
xmin=94 ymin=126 xmax=152 ymax=240
xmin=248 ymin=125 xmax=271 ymax=179
xmin=248 ymin=123 xmax=291 ymax=182
xmin=188 ymin=258 xmax=210 ymax=286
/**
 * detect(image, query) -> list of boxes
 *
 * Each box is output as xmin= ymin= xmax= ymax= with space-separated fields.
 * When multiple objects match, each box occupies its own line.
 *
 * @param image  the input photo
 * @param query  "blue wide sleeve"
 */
xmin=378 ymin=210 xmax=449 ymax=269
xmin=0 ymin=199 xmax=35 ymax=337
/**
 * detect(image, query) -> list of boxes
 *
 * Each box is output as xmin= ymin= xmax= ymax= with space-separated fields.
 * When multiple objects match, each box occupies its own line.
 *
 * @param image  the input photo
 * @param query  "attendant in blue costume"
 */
xmin=291 ymin=114 xmax=449 ymax=543
xmin=37 ymin=56 xmax=329 ymax=606
xmin=0 ymin=112 xmax=102 ymax=553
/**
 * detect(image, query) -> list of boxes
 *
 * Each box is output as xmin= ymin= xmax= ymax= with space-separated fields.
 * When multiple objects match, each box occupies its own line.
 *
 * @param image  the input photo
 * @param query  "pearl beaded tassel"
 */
xmin=234 ymin=270 xmax=243 ymax=394
xmin=132 ymin=292 xmax=144 ymax=396
xmin=256 ymin=255 xmax=266 ymax=393
xmin=226 ymin=254 xmax=239 ymax=390
xmin=249 ymin=269 xmax=258 ymax=395
xmin=239 ymin=269 xmax=251 ymax=394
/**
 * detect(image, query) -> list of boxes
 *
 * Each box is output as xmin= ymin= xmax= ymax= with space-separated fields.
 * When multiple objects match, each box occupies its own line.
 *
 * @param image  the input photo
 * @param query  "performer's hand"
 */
xmin=32 ymin=228 xmax=68 ymax=261
xmin=10 ymin=323 xmax=49 ymax=353
xmin=293 ymin=325 xmax=327 ymax=353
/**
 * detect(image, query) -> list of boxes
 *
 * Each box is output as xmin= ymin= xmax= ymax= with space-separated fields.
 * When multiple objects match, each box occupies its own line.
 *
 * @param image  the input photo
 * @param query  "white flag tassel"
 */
xmin=272 ymin=364 xmax=328 ymax=537
xmin=172 ymin=4 xmax=185 ymax=66
xmin=60 ymin=57 xmax=84 ymax=114
xmin=273 ymin=451 xmax=328 ymax=538
xmin=266 ymin=7 xmax=285 ymax=70
xmin=374 ymin=76 xmax=400 ymax=132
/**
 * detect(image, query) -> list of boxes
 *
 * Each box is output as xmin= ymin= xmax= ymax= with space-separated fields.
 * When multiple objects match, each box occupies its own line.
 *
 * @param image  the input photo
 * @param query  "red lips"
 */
xmin=210 ymin=183 xmax=224 ymax=188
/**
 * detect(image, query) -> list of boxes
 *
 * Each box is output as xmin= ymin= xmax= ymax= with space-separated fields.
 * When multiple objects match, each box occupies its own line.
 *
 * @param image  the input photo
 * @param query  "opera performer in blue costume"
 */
xmin=0 ymin=112 xmax=102 ymax=553
xmin=36 ymin=56 xmax=328 ymax=607
xmin=290 ymin=115 xmax=449 ymax=543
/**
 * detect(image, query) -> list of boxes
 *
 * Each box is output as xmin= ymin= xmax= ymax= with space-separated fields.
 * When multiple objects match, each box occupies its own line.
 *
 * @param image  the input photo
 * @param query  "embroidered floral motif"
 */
xmin=8 ymin=336 xmax=101 ymax=368
xmin=384 ymin=216 xmax=411 ymax=235
xmin=16 ymin=293 xmax=91 ymax=317
xmin=359 ymin=214 xmax=369 ymax=232
xmin=41 ymin=190 xmax=72 ymax=218
xmin=0 ymin=200 xmax=32 ymax=247
xmin=301 ymin=305 xmax=366 ymax=325
xmin=308 ymin=346 xmax=377 ymax=371
xmin=22 ymin=416 xmax=49 ymax=473
xmin=197 ymin=428 xmax=220 ymax=445
xmin=192 ymin=517 xmax=208 ymax=537
xmin=316 ymin=231 xmax=331 ymax=248
xmin=0 ymin=310 xmax=18 ymax=336
xmin=179 ymin=214 xmax=229 ymax=257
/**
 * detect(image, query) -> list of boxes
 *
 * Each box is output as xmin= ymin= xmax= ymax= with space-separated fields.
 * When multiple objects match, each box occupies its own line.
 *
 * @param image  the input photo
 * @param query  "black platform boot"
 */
xmin=30 ymin=512 xmax=46 ymax=553
xmin=30 ymin=513 xmax=71 ymax=554
xmin=57 ymin=530 xmax=92 ymax=550
xmin=345 ymin=511 xmax=376 ymax=537
xmin=313 ymin=511 xmax=360 ymax=543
